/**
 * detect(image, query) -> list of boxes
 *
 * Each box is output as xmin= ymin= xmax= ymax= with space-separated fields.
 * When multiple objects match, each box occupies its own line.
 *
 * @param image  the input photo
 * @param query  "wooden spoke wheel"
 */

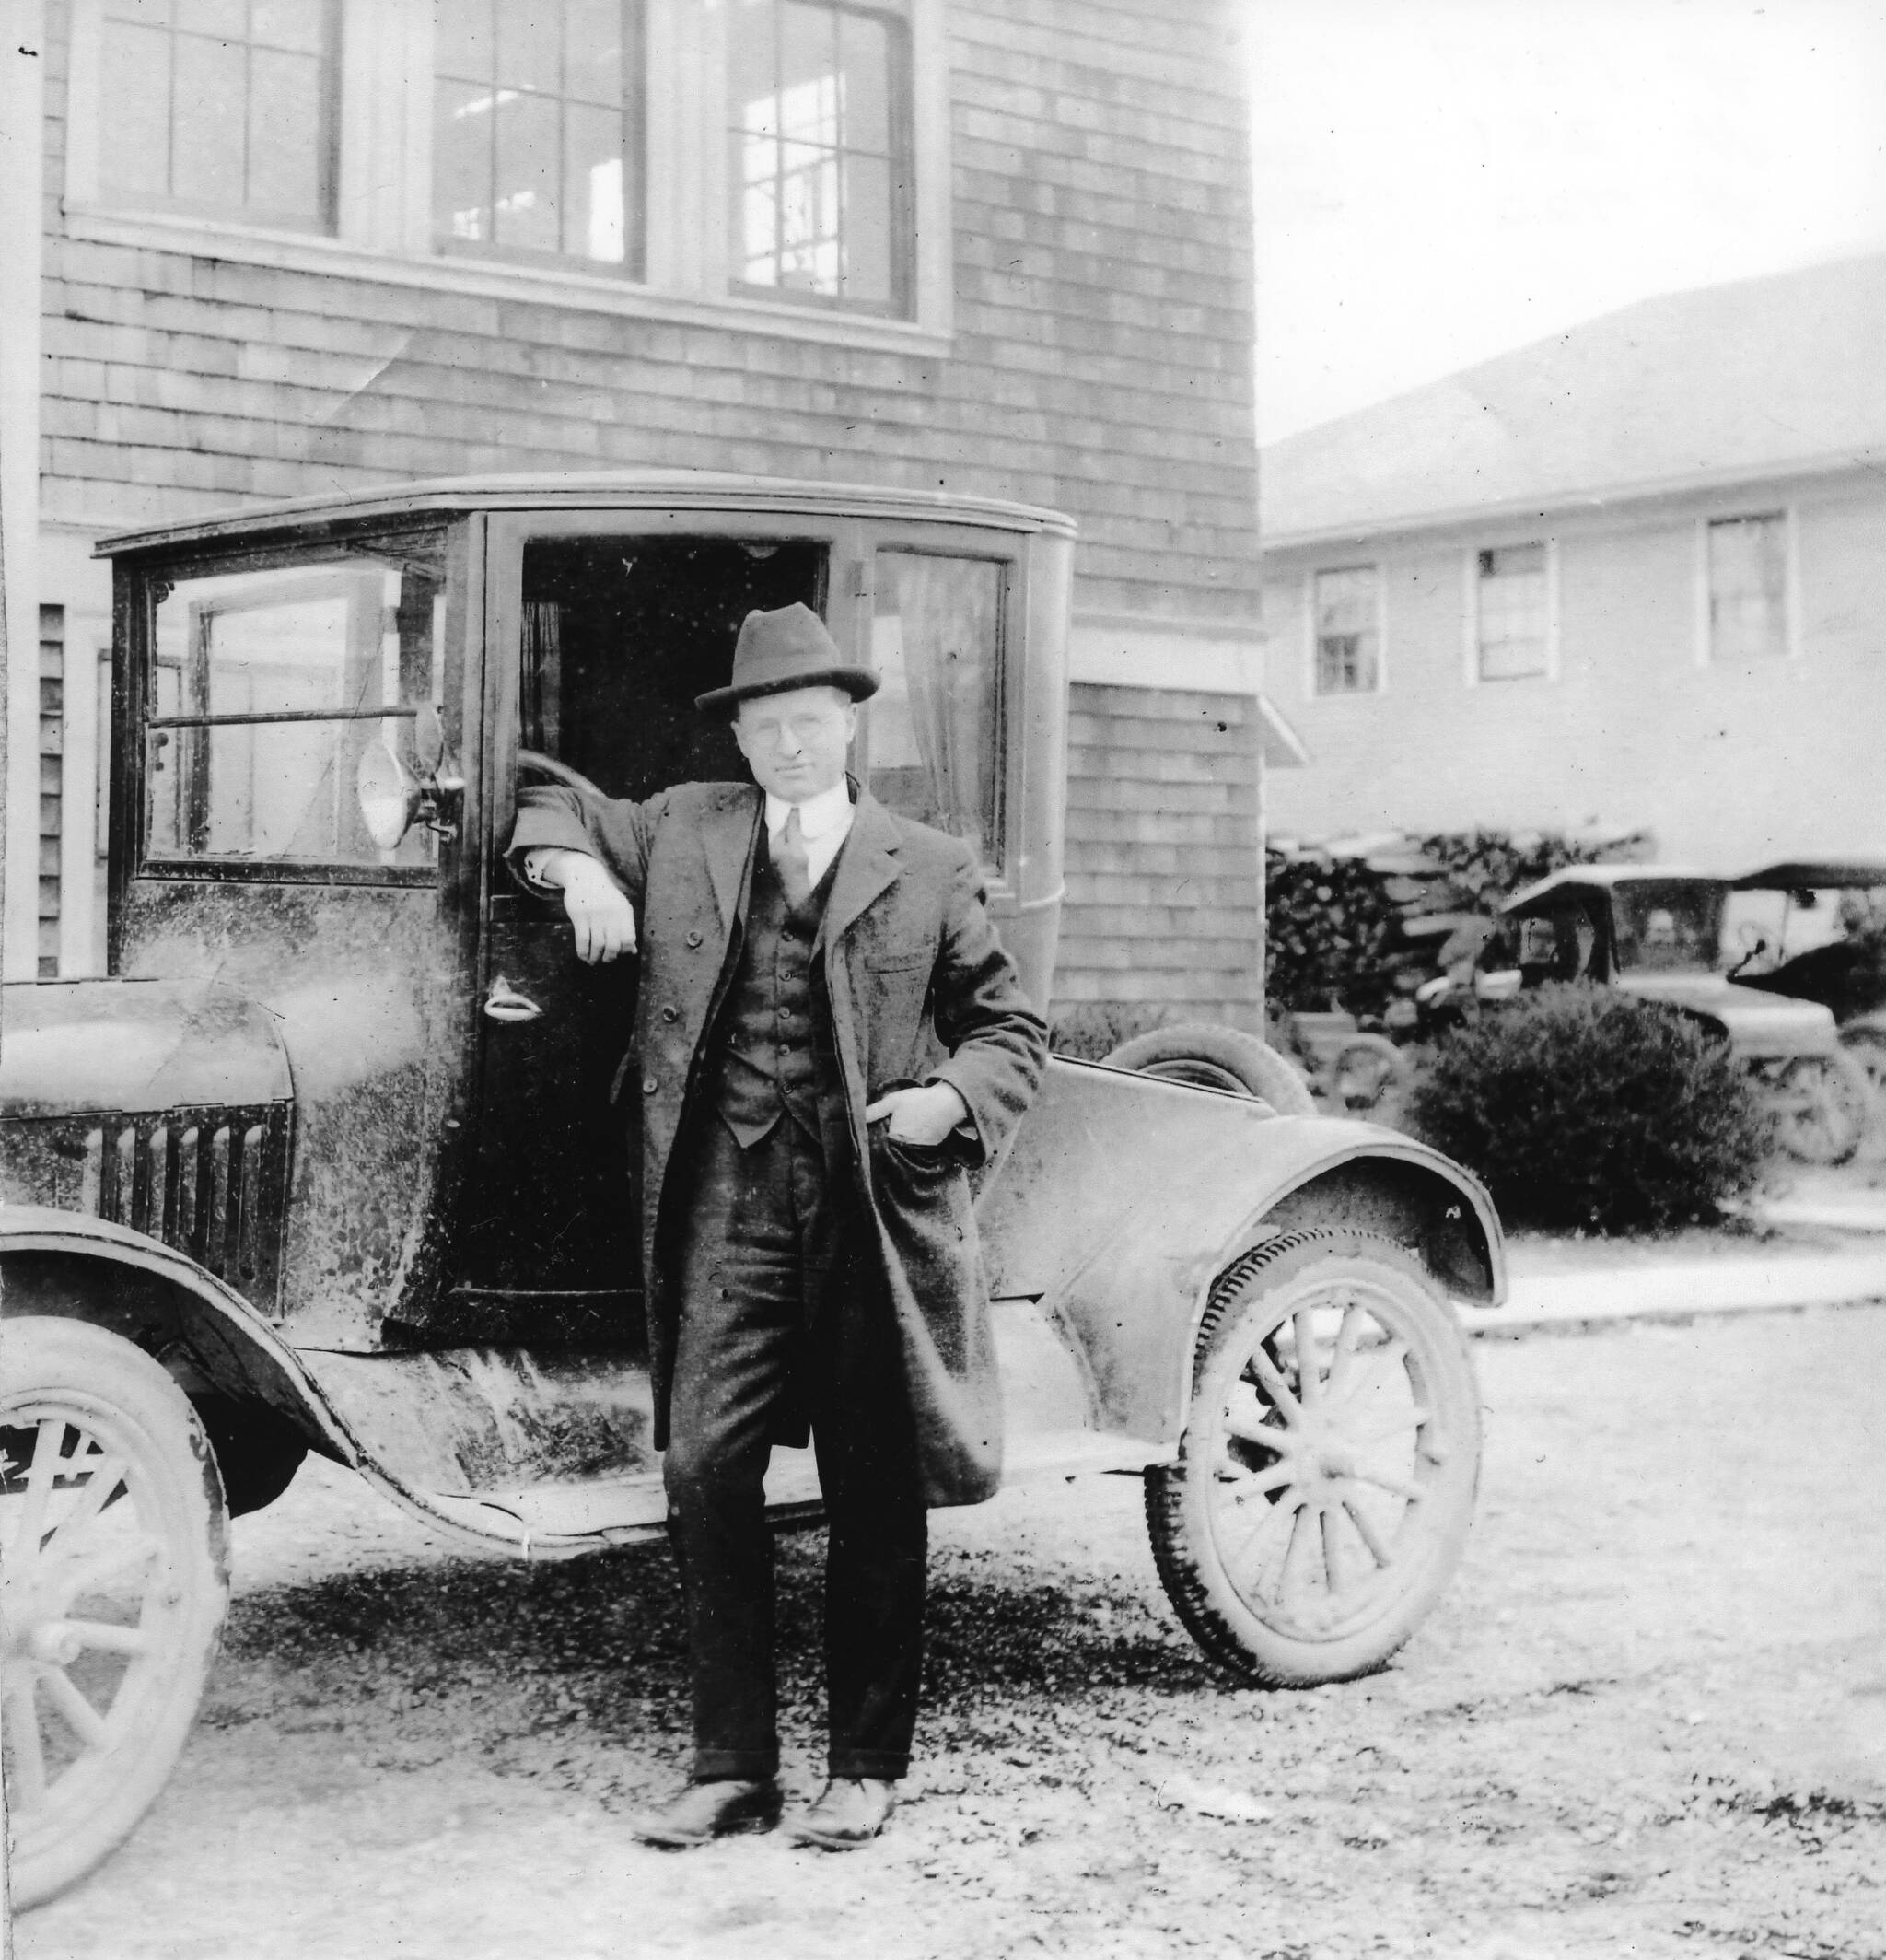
xmin=1767 ymin=1052 xmax=1869 ymax=1165
xmin=2 ymin=1318 xmax=230 ymax=1908
xmin=1147 ymin=1230 xmax=1482 ymax=1686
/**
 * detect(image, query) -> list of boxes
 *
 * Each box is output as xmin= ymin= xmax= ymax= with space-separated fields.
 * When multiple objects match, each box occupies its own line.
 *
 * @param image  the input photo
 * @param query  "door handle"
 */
xmin=483 ymin=975 xmax=543 ymax=1022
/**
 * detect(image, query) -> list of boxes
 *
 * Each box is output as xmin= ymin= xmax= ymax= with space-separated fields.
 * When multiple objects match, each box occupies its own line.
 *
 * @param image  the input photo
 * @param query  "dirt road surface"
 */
xmin=17 ymin=1303 xmax=1886 ymax=1960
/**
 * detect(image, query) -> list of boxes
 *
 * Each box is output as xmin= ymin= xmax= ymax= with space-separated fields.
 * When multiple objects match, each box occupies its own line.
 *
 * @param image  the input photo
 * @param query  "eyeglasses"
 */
xmin=736 ymin=711 xmax=851 ymax=746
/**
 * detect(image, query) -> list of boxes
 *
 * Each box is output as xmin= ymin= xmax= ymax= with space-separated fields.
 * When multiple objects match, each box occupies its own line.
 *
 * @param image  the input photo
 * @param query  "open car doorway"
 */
xmin=448 ymin=533 xmax=834 ymax=1342
xmin=518 ymin=535 xmax=831 ymax=797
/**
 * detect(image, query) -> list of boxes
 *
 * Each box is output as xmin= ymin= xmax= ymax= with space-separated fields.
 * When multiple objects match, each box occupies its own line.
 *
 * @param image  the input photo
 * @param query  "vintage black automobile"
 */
xmin=0 ymin=473 xmax=1504 ymax=1904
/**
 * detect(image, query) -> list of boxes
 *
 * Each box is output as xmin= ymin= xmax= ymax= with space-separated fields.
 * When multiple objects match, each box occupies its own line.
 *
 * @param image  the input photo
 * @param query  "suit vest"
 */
xmin=706 ymin=829 xmax=846 ymax=1152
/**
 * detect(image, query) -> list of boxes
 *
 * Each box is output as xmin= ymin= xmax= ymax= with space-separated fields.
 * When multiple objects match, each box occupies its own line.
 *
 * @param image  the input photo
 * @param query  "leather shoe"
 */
xmin=628 ymin=1776 xmax=783 ymax=1848
xmin=785 ymin=1776 xmax=897 ymax=1849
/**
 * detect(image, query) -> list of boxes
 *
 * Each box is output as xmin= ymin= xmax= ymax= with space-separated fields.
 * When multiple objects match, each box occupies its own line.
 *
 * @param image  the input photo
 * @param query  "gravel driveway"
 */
xmin=17 ymin=1303 xmax=1886 ymax=1960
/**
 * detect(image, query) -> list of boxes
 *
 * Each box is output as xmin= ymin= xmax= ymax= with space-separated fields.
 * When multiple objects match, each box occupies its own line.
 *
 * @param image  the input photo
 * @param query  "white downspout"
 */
xmin=0 ymin=5 xmax=46 ymax=982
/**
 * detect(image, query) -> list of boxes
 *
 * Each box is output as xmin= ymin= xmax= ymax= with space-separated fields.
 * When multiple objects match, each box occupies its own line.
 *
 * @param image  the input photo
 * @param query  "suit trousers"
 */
xmin=664 ymin=1109 xmax=928 ymax=1782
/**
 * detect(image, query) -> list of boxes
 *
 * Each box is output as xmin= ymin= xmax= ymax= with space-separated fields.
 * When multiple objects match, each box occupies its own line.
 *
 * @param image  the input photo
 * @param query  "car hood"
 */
xmin=0 ymin=978 xmax=293 ymax=1117
xmin=1616 ymin=973 xmax=1837 ymax=1051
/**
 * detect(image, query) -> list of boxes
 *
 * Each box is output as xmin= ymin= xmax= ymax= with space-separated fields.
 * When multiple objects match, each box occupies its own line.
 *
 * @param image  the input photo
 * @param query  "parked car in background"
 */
xmin=1729 ymin=857 xmax=1886 ymax=1112
xmin=1416 ymin=866 xmax=1869 ymax=1163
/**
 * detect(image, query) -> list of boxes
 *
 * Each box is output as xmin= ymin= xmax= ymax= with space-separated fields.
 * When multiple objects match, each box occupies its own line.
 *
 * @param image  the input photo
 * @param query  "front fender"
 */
xmin=0 ymin=1204 xmax=499 ymax=1554
xmin=979 ymin=1057 xmax=1505 ymax=1447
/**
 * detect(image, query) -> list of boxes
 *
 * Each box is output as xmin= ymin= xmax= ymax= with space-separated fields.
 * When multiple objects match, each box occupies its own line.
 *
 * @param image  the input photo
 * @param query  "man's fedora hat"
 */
xmin=695 ymin=602 xmax=879 ymax=713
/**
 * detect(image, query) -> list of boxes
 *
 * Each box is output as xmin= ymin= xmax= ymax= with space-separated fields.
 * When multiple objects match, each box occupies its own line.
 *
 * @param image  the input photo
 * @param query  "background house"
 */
xmin=0 ymin=0 xmax=1285 ymax=1028
xmin=1259 ymin=255 xmax=1886 ymax=870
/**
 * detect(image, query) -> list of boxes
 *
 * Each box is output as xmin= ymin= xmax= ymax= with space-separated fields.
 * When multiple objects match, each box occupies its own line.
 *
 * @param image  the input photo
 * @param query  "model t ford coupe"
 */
xmin=0 ymin=473 xmax=1504 ymax=1903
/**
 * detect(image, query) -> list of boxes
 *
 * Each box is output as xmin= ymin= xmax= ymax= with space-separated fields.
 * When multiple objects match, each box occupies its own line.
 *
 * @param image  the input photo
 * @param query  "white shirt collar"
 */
xmin=764 ymin=779 xmax=854 ymax=841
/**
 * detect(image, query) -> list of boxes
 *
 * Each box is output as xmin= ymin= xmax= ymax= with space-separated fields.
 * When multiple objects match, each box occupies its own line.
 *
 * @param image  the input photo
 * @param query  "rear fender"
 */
xmin=980 ymin=1059 xmax=1504 ymax=1449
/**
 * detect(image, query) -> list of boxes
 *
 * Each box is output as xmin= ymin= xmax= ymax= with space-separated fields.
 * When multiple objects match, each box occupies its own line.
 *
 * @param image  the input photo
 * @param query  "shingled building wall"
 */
xmin=30 ymin=0 xmax=1263 ymax=1021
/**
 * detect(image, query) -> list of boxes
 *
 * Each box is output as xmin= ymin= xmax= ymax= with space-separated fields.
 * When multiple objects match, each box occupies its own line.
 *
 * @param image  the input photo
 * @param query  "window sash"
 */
xmin=727 ymin=0 xmax=915 ymax=318
xmin=430 ymin=0 xmax=646 ymax=275
xmin=1476 ymin=543 xmax=1549 ymax=681
xmin=1313 ymin=567 xmax=1380 ymax=694
xmin=1707 ymin=515 xmax=1788 ymax=663
xmin=97 ymin=0 xmax=341 ymax=232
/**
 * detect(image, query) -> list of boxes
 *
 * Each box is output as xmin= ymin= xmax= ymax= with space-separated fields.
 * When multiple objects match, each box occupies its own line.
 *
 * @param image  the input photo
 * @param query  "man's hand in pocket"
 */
xmin=865 ymin=1081 xmax=970 ymax=1148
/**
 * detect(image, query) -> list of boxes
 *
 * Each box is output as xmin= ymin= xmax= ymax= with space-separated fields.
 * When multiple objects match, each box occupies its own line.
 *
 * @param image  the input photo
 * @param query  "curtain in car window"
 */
xmin=868 ymin=552 xmax=1004 ymax=872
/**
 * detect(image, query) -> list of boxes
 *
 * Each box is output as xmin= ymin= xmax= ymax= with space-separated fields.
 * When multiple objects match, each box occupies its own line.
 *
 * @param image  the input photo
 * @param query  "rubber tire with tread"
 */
xmin=1102 ymin=1023 xmax=1317 ymax=1115
xmin=1147 ymin=1229 xmax=1481 ymax=1686
xmin=3 ymin=1316 xmax=231 ymax=1909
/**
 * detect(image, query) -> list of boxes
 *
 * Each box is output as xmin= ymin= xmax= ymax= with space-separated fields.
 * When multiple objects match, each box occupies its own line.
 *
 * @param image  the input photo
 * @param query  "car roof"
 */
xmin=1732 ymin=856 xmax=1886 ymax=891
xmin=94 ymin=468 xmax=1079 ymax=557
xmin=1502 ymin=865 xmax=1722 ymax=915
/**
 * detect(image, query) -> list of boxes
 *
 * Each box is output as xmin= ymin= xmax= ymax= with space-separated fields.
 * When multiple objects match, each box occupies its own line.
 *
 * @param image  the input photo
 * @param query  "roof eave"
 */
xmin=1261 ymin=445 xmax=1884 ymax=557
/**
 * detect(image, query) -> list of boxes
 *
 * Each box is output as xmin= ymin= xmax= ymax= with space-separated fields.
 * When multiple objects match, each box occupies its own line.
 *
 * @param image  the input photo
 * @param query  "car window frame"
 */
xmin=114 ymin=519 xmax=461 ymax=895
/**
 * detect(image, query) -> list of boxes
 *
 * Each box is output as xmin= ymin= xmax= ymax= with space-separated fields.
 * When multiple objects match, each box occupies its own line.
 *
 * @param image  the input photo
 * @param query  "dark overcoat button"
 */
xmin=659 ymin=1004 xmax=680 ymax=1021
xmin=642 ymin=1075 xmax=659 ymax=1094
xmin=684 ymin=929 xmax=704 ymax=949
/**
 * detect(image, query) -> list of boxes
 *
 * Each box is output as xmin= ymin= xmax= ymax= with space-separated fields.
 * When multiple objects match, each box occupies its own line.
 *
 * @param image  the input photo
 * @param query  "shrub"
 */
xmin=1405 ymin=986 xmax=1771 ymax=1233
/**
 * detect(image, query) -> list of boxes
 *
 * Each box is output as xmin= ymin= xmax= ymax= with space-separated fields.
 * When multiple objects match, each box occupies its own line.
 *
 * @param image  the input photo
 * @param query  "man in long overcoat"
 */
xmin=507 ymin=602 xmax=1046 ymax=1849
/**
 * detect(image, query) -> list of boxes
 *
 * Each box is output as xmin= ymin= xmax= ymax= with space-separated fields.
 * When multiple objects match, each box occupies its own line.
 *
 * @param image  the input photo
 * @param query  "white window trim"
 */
xmin=1694 ymin=506 xmax=1800 ymax=669
xmin=1461 ymin=538 xmax=1559 ymax=686
xmin=62 ymin=0 xmax=952 ymax=357
xmin=1304 ymin=563 xmax=1386 ymax=698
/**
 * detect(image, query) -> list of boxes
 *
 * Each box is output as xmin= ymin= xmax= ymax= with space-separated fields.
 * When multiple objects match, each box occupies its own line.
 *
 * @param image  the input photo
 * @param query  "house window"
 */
xmin=1707 ymin=514 xmax=1788 ymax=663
xmin=1312 ymin=566 xmax=1380 ymax=694
xmin=728 ymin=0 xmax=912 ymax=314
xmin=98 ymin=0 xmax=339 ymax=230
xmin=1475 ymin=543 xmax=1550 ymax=681
xmin=69 ymin=0 xmax=949 ymax=344
xmin=433 ymin=0 xmax=644 ymax=272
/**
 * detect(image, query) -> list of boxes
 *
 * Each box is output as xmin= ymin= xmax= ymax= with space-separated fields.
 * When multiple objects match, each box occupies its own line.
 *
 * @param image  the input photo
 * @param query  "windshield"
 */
xmin=1610 ymin=879 xmax=1728 ymax=974
xmin=143 ymin=532 xmax=446 ymax=872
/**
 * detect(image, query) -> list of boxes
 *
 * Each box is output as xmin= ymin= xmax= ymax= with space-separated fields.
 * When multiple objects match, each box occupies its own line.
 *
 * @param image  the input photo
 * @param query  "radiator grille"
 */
xmin=3 ymin=1102 xmax=292 ymax=1315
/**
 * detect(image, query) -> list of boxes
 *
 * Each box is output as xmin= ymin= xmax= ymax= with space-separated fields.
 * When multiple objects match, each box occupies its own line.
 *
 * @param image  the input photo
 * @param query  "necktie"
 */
xmin=775 ymin=805 xmax=811 ymax=904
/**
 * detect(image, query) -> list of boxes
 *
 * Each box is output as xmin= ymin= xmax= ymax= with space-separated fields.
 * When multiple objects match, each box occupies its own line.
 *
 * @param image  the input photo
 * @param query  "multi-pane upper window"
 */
xmin=1312 ymin=566 xmax=1381 ymax=694
xmin=1707 ymin=514 xmax=1789 ymax=664
xmin=433 ymin=0 xmax=644 ymax=272
xmin=1475 ymin=543 xmax=1549 ymax=681
xmin=99 ymin=0 xmax=339 ymax=230
xmin=728 ymin=0 xmax=911 ymax=315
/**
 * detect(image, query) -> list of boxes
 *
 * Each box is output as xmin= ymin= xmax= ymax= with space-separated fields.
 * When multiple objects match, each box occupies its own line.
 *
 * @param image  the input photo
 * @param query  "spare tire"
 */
xmin=1101 ymin=1022 xmax=1317 ymax=1115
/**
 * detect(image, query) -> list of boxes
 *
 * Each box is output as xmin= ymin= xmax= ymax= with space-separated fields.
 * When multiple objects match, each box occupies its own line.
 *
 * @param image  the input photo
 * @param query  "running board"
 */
xmin=413 ymin=1429 xmax=1170 ymax=1552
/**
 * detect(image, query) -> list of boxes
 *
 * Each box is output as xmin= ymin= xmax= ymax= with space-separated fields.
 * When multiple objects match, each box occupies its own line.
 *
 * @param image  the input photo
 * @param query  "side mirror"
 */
xmin=356 ymin=741 xmax=425 ymax=851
